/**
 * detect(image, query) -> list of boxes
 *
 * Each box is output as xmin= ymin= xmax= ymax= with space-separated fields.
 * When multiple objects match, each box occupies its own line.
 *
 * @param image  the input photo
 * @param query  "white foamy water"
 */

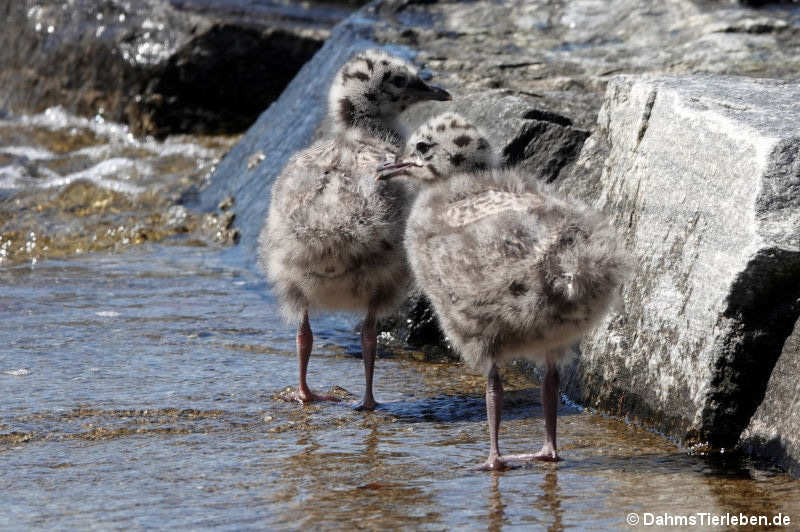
xmin=0 ymin=145 xmax=55 ymax=160
xmin=0 ymin=106 xmax=240 ymax=266
xmin=1 ymin=368 xmax=31 ymax=377
xmin=16 ymin=106 xmax=136 ymax=144
xmin=40 ymin=158 xmax=149 ymax=194
xmin=0 ymin=106 xmax=234 ymax=195
xmin=0 ymin=163 xmax=62 ymax=189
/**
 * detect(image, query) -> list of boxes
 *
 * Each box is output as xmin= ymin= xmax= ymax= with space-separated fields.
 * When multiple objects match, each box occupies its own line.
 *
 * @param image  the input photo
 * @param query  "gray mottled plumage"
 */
xmin=260 ymin=50 xmax=449 ymax=322
xmin=400 ymin=112 xmax=499 ymax=180
xmin=260 ymin=131 xmax=412 ymax=319
xmin=327 ymin=50 xmax=450 ymax=138
xmin=383 ymin=112 xmax=627 ymax=467
xmin=258 ymin=50 xmax=450 ymax=408
xmin=407 ymin=168 xmax=626 ymax=373
xmin=396 ymin=112 xmax=626 ymax=372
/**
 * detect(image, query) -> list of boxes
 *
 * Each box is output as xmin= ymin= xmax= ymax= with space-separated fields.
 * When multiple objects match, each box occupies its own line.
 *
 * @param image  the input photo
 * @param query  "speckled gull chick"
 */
xmin=378 ymin=113 xmax=627 ymax=468
xmin=259 ymin=50 xmax=451 ymax=410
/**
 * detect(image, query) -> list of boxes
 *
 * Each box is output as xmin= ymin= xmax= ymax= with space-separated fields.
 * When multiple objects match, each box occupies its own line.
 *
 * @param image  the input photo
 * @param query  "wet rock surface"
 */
xmin=403 ymin=91 xmax=590 ymax=183
xmin=199 ymin=0 xmax=800 ymax=473
xmin=0 ymin=0 xmax=353 ymax=136
xmin=557 ymin=74 xmax=800 ymax=450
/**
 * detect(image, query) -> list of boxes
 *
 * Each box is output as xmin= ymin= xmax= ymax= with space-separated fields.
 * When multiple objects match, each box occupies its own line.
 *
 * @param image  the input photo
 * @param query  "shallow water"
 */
xmin=0 ymin=107 xmax=239 ymax=266
xmin=2 ymin=245 xmax=800 ymax=530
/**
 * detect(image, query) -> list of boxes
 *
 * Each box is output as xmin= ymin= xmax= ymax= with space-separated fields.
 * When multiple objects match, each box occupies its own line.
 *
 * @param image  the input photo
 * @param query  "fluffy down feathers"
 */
xmin=259 ymin=49 xmax=449 ymax=322
xmin=405 ymin=168 xmax=628 ymax=375
xmin=400 ymin=112 xmax=499 ymax=180
xmin=328 ymin=50 xmax=450 ymax=138
xmin=260 ymin=131 xmax=413 ymax=321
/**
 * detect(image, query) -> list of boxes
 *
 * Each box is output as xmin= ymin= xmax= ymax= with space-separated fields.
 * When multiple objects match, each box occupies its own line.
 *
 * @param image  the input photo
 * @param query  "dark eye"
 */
xmin=416 ymin=142 xmax=431 ymax=154
xmin=390 ymin=75 xmax=407 ymax=88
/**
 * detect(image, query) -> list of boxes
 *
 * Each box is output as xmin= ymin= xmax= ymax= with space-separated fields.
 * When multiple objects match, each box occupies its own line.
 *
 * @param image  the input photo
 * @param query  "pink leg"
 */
xmin=478 ymin=364 xmax=508 ymax=470
xmin=504 ymin=357 xmax=562 ymax=463
xmin=287 ymin=310 xmax=339 ymax=404
xmin=354 ymin=308 xmax=378 ymax=410
xmin=535 ymin=358 xmax=560 ymax=461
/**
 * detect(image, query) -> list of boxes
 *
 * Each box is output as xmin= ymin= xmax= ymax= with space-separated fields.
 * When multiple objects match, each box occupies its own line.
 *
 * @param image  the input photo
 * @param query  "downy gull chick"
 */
xmin=379 ymin=112 xmax=627 ymax=467
xmin=260 ymin=50 xmax=451 ymax=409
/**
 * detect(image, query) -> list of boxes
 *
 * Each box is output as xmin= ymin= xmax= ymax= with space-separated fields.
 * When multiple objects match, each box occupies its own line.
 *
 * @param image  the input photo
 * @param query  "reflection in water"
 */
xmin=488 ymin=473 xmax=506 ymax=532
xmin=273 ymin=415 xmax=443 ymax=529
xmin=487 ymin=465 xmax=562 ymax=531
xmin=537 ymin=467 xmax=564 ymax=532
xmin=704 ymin=454 xmax=795 ymax=523
xmin=363 ymin=425 xmax=380 ymax=477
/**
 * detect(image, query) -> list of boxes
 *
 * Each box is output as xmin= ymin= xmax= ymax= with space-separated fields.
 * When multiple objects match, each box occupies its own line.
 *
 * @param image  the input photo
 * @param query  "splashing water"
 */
xmin=0 ymin=106 xmax=240 ymax=266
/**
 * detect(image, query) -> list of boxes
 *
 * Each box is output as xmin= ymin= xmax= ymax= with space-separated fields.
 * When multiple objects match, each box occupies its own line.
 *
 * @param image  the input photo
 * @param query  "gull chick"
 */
xmin=260 ymin=50 xmax=451 ymax=410
xmin=379 ymin=113 xmax=627 ymax=468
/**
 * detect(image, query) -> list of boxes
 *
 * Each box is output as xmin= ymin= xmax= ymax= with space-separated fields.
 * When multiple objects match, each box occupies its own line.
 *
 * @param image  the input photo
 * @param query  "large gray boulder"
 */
xmin=0 ymin=0 xmax=349 ymax=136
xmin=558 ymin=75 xmax=800 ymax=449
xmin=740 ymin=320 xmax=800 ymax=475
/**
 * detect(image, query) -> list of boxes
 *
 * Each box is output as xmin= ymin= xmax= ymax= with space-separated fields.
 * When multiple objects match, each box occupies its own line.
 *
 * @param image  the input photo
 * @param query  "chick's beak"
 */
xmin=376 ymin=161 xmax=420 ymax=180
xmin=424 ymin=84 xmax=452 ymax=102
xmin=408 ymin=78 xmax=451 ymax=102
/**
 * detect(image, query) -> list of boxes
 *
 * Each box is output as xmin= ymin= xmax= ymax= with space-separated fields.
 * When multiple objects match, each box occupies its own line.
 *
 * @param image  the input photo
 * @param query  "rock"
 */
xmin=377 ymin=293 xmax=452 ymax=352
xmin=557 ymin=75 xmax=800 ymax=450
xmin=736 ymin=1 xmax=799 ymax=7
xmin=739 ymin=319 xmax=800 ymax=476
xmin=373 ymin=0 xmax=800 ymax=128
xmin=0 ymin=0 xmax=351 ymax=136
